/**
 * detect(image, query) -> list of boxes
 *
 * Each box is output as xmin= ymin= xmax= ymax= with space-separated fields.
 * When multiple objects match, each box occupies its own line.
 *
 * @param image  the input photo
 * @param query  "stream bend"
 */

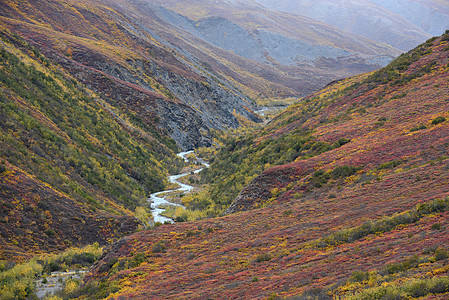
xmin=149 ymin=151 xmax=208 ymax=223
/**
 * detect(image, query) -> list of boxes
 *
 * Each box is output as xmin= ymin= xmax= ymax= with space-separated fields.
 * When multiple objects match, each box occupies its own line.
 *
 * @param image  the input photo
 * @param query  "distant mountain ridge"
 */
xmin=102 ymin=0 xmax=400 ymax=100
xmin=371 ymin=0 xmax=449 ymax=36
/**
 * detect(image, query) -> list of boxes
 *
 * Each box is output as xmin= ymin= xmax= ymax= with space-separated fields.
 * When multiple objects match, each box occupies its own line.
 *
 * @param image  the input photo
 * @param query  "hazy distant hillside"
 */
xmin=104 ymin=0 xmax=400 ymax=99
xmin=256 ymin=0 xmax=436 ymax=51
xmin=372 ymin=0 xmax=449 ymax=36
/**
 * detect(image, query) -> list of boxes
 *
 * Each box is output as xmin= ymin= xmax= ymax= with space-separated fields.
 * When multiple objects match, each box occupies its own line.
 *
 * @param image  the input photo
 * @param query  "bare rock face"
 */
xmin=155 ymin=98 xmax=213 ymax=150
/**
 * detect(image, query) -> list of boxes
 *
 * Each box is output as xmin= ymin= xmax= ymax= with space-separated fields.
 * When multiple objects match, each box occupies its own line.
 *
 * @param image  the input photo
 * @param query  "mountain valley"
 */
xmin=66 ymin=31 xmax=449 ymax=300
xmin=0 ymin=0 xmax=448 ymax=299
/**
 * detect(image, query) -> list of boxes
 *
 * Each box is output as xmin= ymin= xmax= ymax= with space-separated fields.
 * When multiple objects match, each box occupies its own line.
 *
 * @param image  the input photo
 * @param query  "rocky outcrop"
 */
xmin=154 ymin=98 xmax=212 ymax=150
xmin=131 ymin=59 xmax=260 ymax=132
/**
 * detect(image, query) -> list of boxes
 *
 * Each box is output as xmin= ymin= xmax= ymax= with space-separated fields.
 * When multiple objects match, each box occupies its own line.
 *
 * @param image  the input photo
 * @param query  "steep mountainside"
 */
xmin=80 ymin=33 xmax=449 ymax=299
xmin=226 ymin=33 xmax=449 ymax=215
xmin=0 ymin=164 xmax=139 ymax=261
xmin=0 ymin=0 xmax=261 ymax=150
xmin=0 ymin=30 xmax=177 ymax=260
xmin=0 ymin=0 xmax=401 ymax=263
xmin=0 ymin=0 xmax=271 ymax=260
xmin=255 ymin=0 xmax=435 ymax=52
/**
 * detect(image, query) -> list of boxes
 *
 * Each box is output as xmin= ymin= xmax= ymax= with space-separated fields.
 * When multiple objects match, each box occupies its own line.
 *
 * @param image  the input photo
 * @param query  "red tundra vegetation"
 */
xmin=80 ymin=34 xmax=449 ymax=298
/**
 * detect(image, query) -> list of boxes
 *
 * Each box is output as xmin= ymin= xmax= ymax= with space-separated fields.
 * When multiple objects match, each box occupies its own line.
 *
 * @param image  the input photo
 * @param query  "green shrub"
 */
xmin=434 ymin=248 xmax=448 ymax=261
xmin=417 ymin=198 xmax=449 ymax=214
xmin=405 ymin=277 xmax=449 ymax=297
xmin=330 ymin=165 xmax=361 ymax=179
xmin=351 ymin=270 xmax=370 ymax=282
xmin=314 ymin=197 xmax=449 ymax=248
xmin=334 ymin=138 xmax=351 ymax=148
xmin=407 ymin=280 xmax=429 ymax=297
xmin=427 ymin=276 xmax=449 ymax=294
xmin=442 ymin=32 xmax=449 ymax=41
xmin=384 ymin=255 xmax=420 ymax=274
xmin=379 ymin=160 xmax=403 ymax=170
xmin=256 ymin=253 xmax=271 ymax=263
xmin=128 ymin=253 xmax=146 ymax=269
xmin=347 ymin=277 xmax=449 ymax=299
xmin=45 ymin=261 xmax=62 ymax=273
xmin=152 ymin=241 xmax=167 ymax=253
xmin=175 ymin=214 xmax=188 ymax=222
xmin=267 ymin=293 xmax=280 ymax=300
xmin=0 ymin=260 xmax=42 ymax=299
xmin=391 ymin=92 xmax=407 ymax=99
xmin=432 ymin=116 xmax=446 ymax=125
xmin=311 ymin=170 xmax=330 ymax=187
xmin=431 ymin=223 xmax=441 ymax=230
xmin=299 ymin=287 xmax=331 ymax=300
xmin=410 ymin=124 xmax=426 ymax=132
xmin=44 ymin=229 xmax=56 ymax=236
xmin=283 ymin=209 xmax=293 ymax=216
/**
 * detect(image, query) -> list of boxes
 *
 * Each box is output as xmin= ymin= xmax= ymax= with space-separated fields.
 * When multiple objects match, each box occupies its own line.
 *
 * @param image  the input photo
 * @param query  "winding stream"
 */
xmin=34 ymin=153 xmax=207 ymax=298
xmin=149 ymin=151 xmax=209 ymax=223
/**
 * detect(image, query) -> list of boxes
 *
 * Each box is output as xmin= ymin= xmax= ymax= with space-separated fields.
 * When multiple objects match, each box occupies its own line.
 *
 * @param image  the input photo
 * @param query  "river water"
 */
xmin=255 ymin=105 xmax=288 ymax=116
xmin=149 ymin=151 xmax=209 ymax=223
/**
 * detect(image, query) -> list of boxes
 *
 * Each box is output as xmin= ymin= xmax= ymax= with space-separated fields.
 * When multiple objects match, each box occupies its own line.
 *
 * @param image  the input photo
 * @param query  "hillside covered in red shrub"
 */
xmin=79 ymin=33 xmax=449 ymax=299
